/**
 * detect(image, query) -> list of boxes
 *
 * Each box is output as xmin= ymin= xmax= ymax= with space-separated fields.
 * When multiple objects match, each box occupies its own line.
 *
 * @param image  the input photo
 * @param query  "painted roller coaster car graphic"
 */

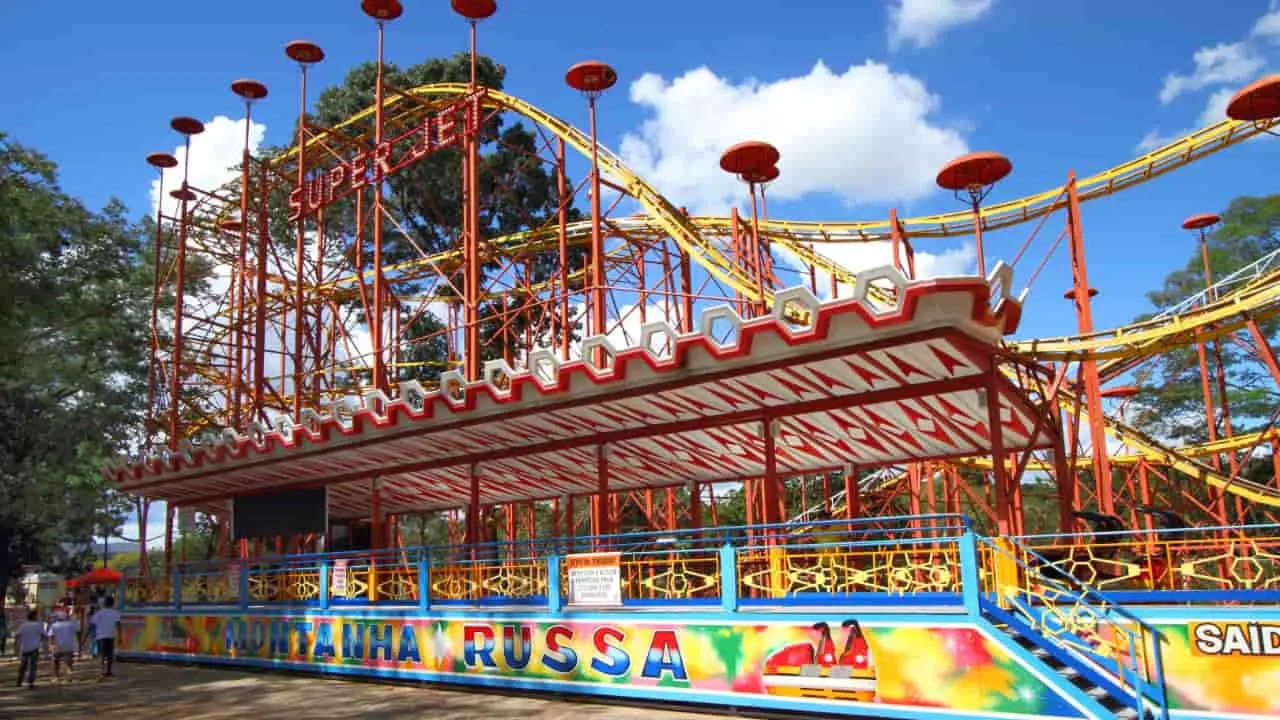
xmin=762 ymin=620 xmax=876 ymax=702
xmin=155 ymin=617 xmax=196 ymax=653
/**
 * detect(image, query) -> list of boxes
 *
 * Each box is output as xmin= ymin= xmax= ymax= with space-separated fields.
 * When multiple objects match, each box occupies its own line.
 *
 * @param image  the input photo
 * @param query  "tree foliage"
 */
xmin=0 ymin=133 xmax=151 ymax=600
xmin=1132 ymin=194 xmax=1280 ymax=444
xmin=248 ymin=52 xmax=589 ymax=389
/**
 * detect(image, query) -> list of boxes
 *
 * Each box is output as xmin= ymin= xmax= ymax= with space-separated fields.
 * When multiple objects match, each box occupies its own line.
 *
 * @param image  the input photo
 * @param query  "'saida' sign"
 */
xmin=1191 ymin=622 xmax=1280 ymax=657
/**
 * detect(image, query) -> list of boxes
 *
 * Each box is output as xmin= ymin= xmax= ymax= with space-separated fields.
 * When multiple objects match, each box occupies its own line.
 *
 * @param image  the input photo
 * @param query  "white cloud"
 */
xmin=96 ymin=500 xmax=169 ymax=551
xmin=1137 ymin=86 xmax=1246 ymax=154
xmin=902 ymin=242 xmax=977 ymax=277
xmin=1252 ymin=3 xmax=1280 ymax=41
xmin=619 ymin=61 xmax=967 ymax=217
xmin=887 ymin=0 xmax=995 ymax=50
xmin=150 ymin=115 xmax=265 ymax=219
xmin=1135 ymin=129 xmax=1181 ymax=153
xmin=1141 ymin=5 xmax=1280 ymax=149
xmin=149 ymin=114 xmax=267 ymax=331
xmin=1198 ymin=86 xmax=1237 ymax=126
xmin=1159 ymin=42 xmax=1262 ymax=105
xmin=803 ymin=241 xmax=976 ymax=300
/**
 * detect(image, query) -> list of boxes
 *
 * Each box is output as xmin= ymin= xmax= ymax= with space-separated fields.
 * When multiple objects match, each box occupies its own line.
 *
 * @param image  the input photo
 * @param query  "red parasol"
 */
xmin=66 ymin=566 xmax=123 ymax=588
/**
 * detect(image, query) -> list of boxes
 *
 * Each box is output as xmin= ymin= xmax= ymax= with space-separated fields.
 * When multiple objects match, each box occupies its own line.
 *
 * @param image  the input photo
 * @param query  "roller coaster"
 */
xmin=101 ymin=4 xmax=1280 ymax=719
xmin=131 ymin=51 xmax=1280 ymax=534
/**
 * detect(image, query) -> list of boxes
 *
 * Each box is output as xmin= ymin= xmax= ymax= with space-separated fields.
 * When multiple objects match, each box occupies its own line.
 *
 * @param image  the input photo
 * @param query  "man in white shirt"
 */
xmin=14 ymin=609 xmax=44 ymax=689
xmin=50 ymin=611 xmax=80 ymax=681
xmin=90 ymin=596 xmax=121 ymax=679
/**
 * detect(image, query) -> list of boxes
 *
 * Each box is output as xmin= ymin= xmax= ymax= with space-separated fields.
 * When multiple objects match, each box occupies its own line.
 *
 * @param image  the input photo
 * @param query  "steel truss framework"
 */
xmin=112 ymin=3 xmax=1280 ymax=576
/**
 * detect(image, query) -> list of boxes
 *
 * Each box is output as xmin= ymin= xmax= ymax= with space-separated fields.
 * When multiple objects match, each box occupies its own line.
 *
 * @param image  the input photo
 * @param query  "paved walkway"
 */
xmin=0 ymin=656 xmax=740 ymax=719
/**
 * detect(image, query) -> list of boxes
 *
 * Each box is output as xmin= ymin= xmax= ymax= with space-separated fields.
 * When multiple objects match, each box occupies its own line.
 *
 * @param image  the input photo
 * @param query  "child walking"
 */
xmin=50 ymin=610 xmax=80 ymax=682
xmin=90 ymin=597 xmax=121 ymax=680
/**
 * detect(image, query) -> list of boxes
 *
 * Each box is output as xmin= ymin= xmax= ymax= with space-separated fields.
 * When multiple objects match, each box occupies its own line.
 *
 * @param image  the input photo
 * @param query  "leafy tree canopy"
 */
xmin=1132 ymin=194 xmax=1280 ymax=444
xmin=0 ymin=133 xmax=151 ymax=602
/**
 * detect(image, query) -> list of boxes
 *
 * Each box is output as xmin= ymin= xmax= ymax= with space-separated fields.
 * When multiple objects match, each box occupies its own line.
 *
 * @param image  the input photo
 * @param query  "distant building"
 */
xmin=17 ymin=571 xmax=63 ymax=609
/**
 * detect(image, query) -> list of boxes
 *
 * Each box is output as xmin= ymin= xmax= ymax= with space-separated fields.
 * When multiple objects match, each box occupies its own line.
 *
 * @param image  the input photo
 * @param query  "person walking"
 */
xmin=84 ymin=606 xmax=98 ymax=659
xmin=14 ymin=609 xmax=44 ymax=689
xmin=90 ymin=596 xmax=121 ymax=680
xmin=50 ymin=610 xmax=80 ymax=683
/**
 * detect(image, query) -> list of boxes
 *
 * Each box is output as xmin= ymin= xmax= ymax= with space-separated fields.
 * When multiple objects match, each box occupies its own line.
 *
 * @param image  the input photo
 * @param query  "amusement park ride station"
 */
xmin=101 ymin=2 xmax=1280 ymax=719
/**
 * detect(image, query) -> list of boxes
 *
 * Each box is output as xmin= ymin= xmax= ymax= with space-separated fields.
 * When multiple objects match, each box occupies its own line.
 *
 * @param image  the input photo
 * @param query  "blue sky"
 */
xmin=4 ymin=0 xmax=1280 ymax=547
xmin=2 ymin=0 xmax=1278 ymax=339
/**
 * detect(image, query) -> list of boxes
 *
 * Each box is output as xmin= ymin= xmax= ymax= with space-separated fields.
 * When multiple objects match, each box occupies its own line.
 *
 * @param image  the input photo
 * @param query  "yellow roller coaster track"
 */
xmin=183 ymin=82 xmax=1280 ymax=513
xmin=271 ymin=84 xmax=766 ymax=302
xmin=809 ymin=415 xmax=1280 ymax=526
xmin=953 ymin=427 xmax=1280 ymax=471
xmin=1068 ymin=396 xmax=1280 ymax=506
xmin=1009 ymin=266 xmax=1280 ymax=362
xmin=956 ymin=374 xmax=1280 ymax=506
xmin=262 ymin=84 xmax=1276 ymax=302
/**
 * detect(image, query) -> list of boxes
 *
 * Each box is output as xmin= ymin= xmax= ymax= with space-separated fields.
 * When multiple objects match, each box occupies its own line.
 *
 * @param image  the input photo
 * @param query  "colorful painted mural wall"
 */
xmin=121 ymin=614 xmax=1079 ymax=717
xmin=1143 ymin=619 xmax=1280 ymax=717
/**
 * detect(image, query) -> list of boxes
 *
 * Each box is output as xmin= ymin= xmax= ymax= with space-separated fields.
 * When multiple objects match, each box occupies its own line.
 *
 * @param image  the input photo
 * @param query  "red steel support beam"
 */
xmin=588 ymin=96 xmax=606 ymax=364
xmin=761 ymin=417 xmax=783 ymax=525
xmin=985 ymin=369 xmax=1013 ymax=536
xmin=1064 ymin=173 xmax=1114 ymax=516
xmin=168 ymin=134 xmax=194 ymax=452
xmin=292 ymin=62 xmax=310 ymax=418
xmin=592 ymin=444 xmax=610 ymax=547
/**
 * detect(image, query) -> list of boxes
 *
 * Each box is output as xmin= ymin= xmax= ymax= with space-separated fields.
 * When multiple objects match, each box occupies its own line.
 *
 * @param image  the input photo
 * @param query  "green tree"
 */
xmin=1131 ymin=194 xmax=1280 ymax=445
xmin=307 ymin=53 xmax=587 ymax=378
xmin=0 ymin=133 xmax=151 ymax=602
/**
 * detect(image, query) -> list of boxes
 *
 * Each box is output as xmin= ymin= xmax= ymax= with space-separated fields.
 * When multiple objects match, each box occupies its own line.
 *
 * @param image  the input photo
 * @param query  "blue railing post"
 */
xmin=172 ymin=566 xmax=183 ymax=610
xmin=238 ymin=562 xmax=249 ymax=612
xmin=1152 ymin=634 xmax=1171 ymax=720
xmin=318 ymin=561 xmax=330 ymax=610
xmin=958 ymin=528 xmax=981 ymax=617
xmin=418 ymin=553 xmax=431 ymax=612
xmin=719 ymin=543 xmax=738 ymax=612
xmin=1126 ymin=634 xmax=1145 ymax=718
xmin=547 ymin=554 xmax=563 ymax=613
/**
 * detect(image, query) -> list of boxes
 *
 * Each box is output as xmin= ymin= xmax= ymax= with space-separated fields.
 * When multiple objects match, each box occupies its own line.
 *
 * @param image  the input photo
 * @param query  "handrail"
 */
xmin=124 ymin=515 xmax=976 ymax=610
xmin=1151 ymin=245 xmax=1280 ymax=321
xmin=1016 ymin=521 xmax=1280 ymax=543
xmin=149 ymin=513 xmax=971 ymax=575
xmin=978 ymin=535 xmax=1170 ymax=720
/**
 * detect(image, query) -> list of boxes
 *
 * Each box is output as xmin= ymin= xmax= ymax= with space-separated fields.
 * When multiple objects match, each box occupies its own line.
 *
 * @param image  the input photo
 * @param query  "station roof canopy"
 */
xmin=105 ymin=267 xmax=1033 ymax=520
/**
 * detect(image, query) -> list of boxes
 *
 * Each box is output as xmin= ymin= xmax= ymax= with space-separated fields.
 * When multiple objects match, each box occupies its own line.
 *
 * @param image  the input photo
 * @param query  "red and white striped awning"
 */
xmin=107 ymin=269 xmax=1033 ymax=519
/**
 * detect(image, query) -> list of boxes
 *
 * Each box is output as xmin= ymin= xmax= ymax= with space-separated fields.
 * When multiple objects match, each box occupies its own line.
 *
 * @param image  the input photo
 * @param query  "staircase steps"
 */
xmin=1008 ymin=631 xmax=1152 ymax=720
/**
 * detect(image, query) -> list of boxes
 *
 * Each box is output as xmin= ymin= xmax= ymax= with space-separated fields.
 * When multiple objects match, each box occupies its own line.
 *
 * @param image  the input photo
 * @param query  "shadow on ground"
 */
xmin=0 ymin=657 xmax=733 ymax=719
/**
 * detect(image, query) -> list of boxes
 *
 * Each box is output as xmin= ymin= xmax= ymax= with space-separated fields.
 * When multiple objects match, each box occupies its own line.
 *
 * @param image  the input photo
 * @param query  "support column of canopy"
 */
xmin=368 ymin=476 xmax=383 ymax=602
xmin=591 ymin=445 xmax=612 ymax=549
xmin=985 ymin=369 xmax=1012 ymax=536
xmin=687 ymin=478 xmax=702 ymax=532
xmin=759 ymin=417 xmax=786 ymax=527
xmin=465 ymin=464 xmax=481 ymax=561
xmin=844 ymin=464 xmax=860 ymax=520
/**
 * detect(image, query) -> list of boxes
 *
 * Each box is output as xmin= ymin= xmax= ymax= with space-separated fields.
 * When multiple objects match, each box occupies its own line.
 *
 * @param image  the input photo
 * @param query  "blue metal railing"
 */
xmin=978 ymin=535 xmax=1170 ymax=720
xmin=1014 ymin=522 xmax=1280 ymax=603
xmin=121 ymin=516 xmax=1280 ymax=611
xmin=117 ymin=513 xmax=1187 ymax=716
xmin=121 ymin=513 xmax=972 ymax=610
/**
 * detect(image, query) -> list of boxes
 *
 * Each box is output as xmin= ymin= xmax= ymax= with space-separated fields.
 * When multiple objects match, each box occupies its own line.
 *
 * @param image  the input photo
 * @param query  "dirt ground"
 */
xmin=0 ymin=655 xmax=751 ymax=719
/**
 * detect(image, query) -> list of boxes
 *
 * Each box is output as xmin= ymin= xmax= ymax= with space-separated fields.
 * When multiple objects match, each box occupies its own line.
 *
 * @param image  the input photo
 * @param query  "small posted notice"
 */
xmin=564 ymin=552 xmax=622 ymax=607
